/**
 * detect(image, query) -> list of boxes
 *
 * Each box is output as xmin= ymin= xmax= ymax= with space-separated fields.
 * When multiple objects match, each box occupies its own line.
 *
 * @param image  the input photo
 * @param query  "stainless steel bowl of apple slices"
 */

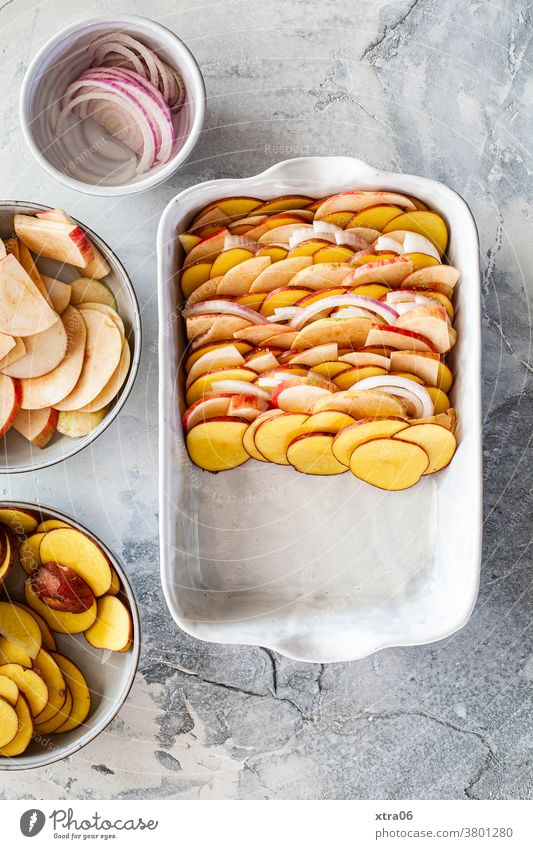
xmin=0 ymin=203 xmax=141 ymax=473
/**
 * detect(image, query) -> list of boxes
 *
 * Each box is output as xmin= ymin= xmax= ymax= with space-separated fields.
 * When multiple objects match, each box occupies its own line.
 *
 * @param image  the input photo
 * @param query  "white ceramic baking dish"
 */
xmin=157 ymin=156 xmax=482 ymax=663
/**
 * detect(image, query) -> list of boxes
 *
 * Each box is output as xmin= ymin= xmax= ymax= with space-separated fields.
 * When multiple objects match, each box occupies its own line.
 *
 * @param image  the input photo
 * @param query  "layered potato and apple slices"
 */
xmin=0 ymin=209 xmax=132 ymax=450
xmin=0 ymin=506 xmax=133 ymax=757
xmin=179 ymin=191 xmax=459 ymax=491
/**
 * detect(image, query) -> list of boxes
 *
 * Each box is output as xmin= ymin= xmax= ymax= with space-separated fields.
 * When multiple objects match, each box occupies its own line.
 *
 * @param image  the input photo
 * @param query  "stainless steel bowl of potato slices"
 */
xmin=0 ymin=502 xmax=139 ymax=769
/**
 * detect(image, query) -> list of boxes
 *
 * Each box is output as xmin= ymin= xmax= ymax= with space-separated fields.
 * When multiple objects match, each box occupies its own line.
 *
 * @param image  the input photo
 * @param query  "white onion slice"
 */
xmin=209 ymin=381 xmax=271 ymax=401
xmin=336 ymin=230 xmax=369 ymax=251
xmin=270 ymin=307 xmax=299 ymax=322
xmin=288 ymin=227 xmax=327 ymax=249
xmin=183 ymin=300 xmax=267 ymax=324
xmin=352 ymin=375 xmax=434 ymax=418
xmin=289 ymin=294 xmax=399 ymax=330
xmin=403 ymin=232 xmax=441 ymax=261
xmin=329 ymin=306 xmax=376 ymax=320
xmin=374 ymin=235 xmax=404 ymax=254
xmin=223 ymin=234 xmax=258 ymax=252
xmin=313 ymin=221 xmax=344 ymax=238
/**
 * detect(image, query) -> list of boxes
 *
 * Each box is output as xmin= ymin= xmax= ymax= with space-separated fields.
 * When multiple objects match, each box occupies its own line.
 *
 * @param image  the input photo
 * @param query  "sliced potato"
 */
xmin=394 ymin=423 xmax=457 ymax=474
xmin=332 ymin=418 xmax=409 ymax=467
xmin=287 ymin=433 xmax=347 ymax=475
xmin=349 ymin=437 xmax=429 ymax=490
xmin=186 ymin=418 xmax=249 ymax=472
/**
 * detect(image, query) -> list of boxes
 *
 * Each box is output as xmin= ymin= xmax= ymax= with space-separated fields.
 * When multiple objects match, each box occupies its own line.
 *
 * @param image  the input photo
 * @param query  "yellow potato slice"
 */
xmin=0 ymin=696 xmax=20 ymax=747
xmin=34 ymin=686 xmax=73 ymax=736
xmin=186 ymin=366 xmax=256 ymax=406
xmin=210 ymin=247 xmax=254 ymax=278
xmin=52 ymin=653 xmax=91 ymax=734
xmin=25 ymin=580 xmax=98 ymax=635
xmin=0 ymin=674 xmax=19 ymax=705
xmin=243 ymin=410 xmax=284 ymax=462
xmin=0 ymin=695 xmax=33 ymax=756
xmin=0 ymin=663 xmax=48 ymax=716
xmin=287 ymin=433 xmax=347 ymax=475
xmin=85 ymin=596 xmax=133 ymax=652
xmin=0 ymin=602 xmax=41 ymax=659
xmin=349 ymin=438 xmax=429 ymax=490
xmin=186 ymin=419 xmax=249 ymax=471
xmin=312 ymin=361 xmax=351 ymax=379
xmin=40 ymin=528 xmax=112 ymax=597
xmin=32 ymin=649 xmax=67 ymax=725
xmin=253 ymin=412 xmax=308 ymax=465
xmin=333 ymin=365 xmax=388 ymax=391
xmin=425 ymin=386 xmax=451 ymax=415
xmin=394 ymin=423 xmax=457 ymax=474
xmin=348 ymin=205 xmax=403 ymax=230
xmin=383 ymin=211 xmax=448 ymax=255
xmin=333 ymin=418 xmax=410 ymax=467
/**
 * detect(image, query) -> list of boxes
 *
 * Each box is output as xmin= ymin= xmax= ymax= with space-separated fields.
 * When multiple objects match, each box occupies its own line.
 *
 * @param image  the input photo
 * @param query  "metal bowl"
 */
xmin=0 ymin=201 xmax=142 ymax=473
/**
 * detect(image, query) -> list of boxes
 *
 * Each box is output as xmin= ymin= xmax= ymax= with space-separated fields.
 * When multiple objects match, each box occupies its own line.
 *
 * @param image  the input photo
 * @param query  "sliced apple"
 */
xmin=259 ymin=286 xmax=312 ymax=317
xmin=0 ymin=335 xmax=25 ymax=370
xmin=35 ymin=208 xmax=111 ymax=279
xmin=244 ymin=351 xmax=280 ymax=373
xmin=78 ymin=302 xmax=124 ymax=336
xmin=25 ymin=580 xmax=97 ymax=634
xmin=31 ymin=648 xmax=67 ymax=725
xmin=299 ymin=411 xmax=355 ymax=434
xmin=273 ymin=381 xmax=335 ymax=414
xmin=12 ymin=407 xmax=58 ymax=449
xmin=14 ymin=214 xmax=94 ymax=267
xmin=395 ymin=306 xmax=451 ymax=353
xmin=0 ymin=697 xmax=18 ymax=747
xmin=216 ymin=256 xmax=271 ymax=296
xmin=234 ymin=323 xmax=293 ymax=346
xmin=253 ymin=412 xmax=308 ymax=465
xmin=288 ymin=343 xmax=339 ymax=366
xmin=333 ymin=365 xmax=388 ymax=390
xmin=409 ymin=408 xmax=456 ymax=432
xmin=52 ymin=653 xmax=91 ymax=733
xmin=312 ymin=361 xmax=351 ymax=379
xmin=17 ymin=242 xmax=53 ymax=307
xmin=312 ymin=389 xmax=407 ymax=418
xmin=210 ymin=247 xmax=255 ymax=278
xmin=349 ymin=437 xmax=429 ymax=490
xmin=20 ymin=306 xmax=87 ymax=410
xmin=255 ymin=244 xmax=288 ymax=262
xmin=295 ymin=288 xmax=346 ymax=307
xmin=288 ymin=238 xmax=332 ymax=258
xmin=78 ymin=337 xmax=130 ymax=413
xmin=227 ymin=394 xmax=269 ymax=421
xmin=249 ymin=257 xmax=313 ymax=292
xmin=186 ymin=417 xmax=249 ymax=471
xmin=84 ymin=595 xmax=133 ymax=653
xmin=0 ymin=674 xmax=19 ymax=705
xmin=382 ymin=211 xmax=448 ymax=254
xmin=53 ymin=309 xmax=122 ymax=411
xmin=183 ymin=228 xmax=229 ymax=268
xmin=185 ymin=277 xmax=221 ymax=306
xmin=188 ymin=315 xmax=255 ymax=348
xmin=56 ymin=407 xmax=108 ymax=438
xmin=332 ymin=417 xmax=409 ymax=466
xmin=366 ymin=325 xmax=437 ymax=353
xmin=0 ymin=255 xmax=58 ymax=337
xmin=2 ymin=318 xmax=67 ymax=380
xmin=346 ymin=256 xmax=413 ymax=288
xmin=401 ymin=265 xmax=459 ymax=297
xmin=0 ymin=334 xmax=16 ymax=362
xmin=315 ymin=192 xmax=416 ymax=219
xmin=291 ymin=317 xmax=374 ymax=350
xmin=193 ymin=197 xmax=261 ymax=222
xmin=0 ymin=374 xmax=22 ymax=436
xmin=287 ymin=263 xmax=352 ymax=290
xmin=260 ymin=331 xmax=298 ymax=349
xmin=182 ymin=394 xmax=234 ymax=431
xmin=186 ymin=344 xmax=245 ymax=386
xmin=0 ymin=695 xmax=33 ymax=756
xmin=338 ymin=351 xmax=391 ymax=369
xmin=186 ymin=366 xmax=257 ymax=406
xmin=0 ymin=663 xmax=48 ymax=716
xmin=0 ymin=636 xmax=31 ymax=667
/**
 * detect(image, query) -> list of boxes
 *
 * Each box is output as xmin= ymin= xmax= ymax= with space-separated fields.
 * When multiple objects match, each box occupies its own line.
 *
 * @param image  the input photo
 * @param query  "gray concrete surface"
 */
xmin=0 ymin=0 xmax=531 ymax=799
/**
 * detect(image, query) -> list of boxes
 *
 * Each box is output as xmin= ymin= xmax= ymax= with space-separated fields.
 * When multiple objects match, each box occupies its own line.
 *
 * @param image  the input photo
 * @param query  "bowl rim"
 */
xmin=157 ymin=154 xmax=483 ymax=663
xmin=0 ymin=499 xmax=141 ymax=771
xmin=19 ymin=13 xmax=206 ymax=197
xmin=0 ymin=200 xmax=142 ymax=474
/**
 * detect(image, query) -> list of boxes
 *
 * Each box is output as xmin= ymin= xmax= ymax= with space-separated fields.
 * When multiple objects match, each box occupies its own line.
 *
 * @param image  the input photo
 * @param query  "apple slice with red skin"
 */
xmin=183 ymin=228 xmax=229 ymax=268
xmin=253 ymin=412 xmax=309 ymax=465
xmin=54 ymin=309 xmax=122 ymax=411
xmin=287 ymin=432 xmax=347 ymax=475
xmin=0 ymin=374 xmax=22 ymax=436
xmin=227 ymin=394 xmax=269 ymax=421
xmin=31 ymin=561 xmax=95 ymax=613
xmin=312 ymin=389 xmax=408 ymax=418
xmin=185 ymin=277 xmax=220 ymax=306
xmin=288 ymin=263 xmax=352 ymax=290
xmin=13 ymin=407 xmax=58 ymax=448
xmin=314 ymin=192 xmax=416 ymax=219
xmin=345 ymin=257 xmax=413 ymax=288
xmin=395 ymin=306 xmax=451 ymax=353
xmin=35 ymin=209 xmax=111 ymax=279
xmin=0 ymin=255 xmax=58 ymax=337
xmin=390 ymin=350 xmax=453 ymax=392
xmin=188 ymin=315 xmax=255 ymax=349
xmin=249 ymin=257 xmax=313 ymax=293
xmin=186 ymin=417 xmax=250 ymax=471
xmin=41 ymin=276 xmax=71 ymax=315
xmin=2 ymin=318 xmax=67 ymax=379
xmin=291 ymin=317 xmax=375 ymax=351
xmin=244 ymin=351 xmax=280 ymax=373
xmin=234 ymin=323 xmax=292 ymax=346
xmin=0 ymin=334 xmax=16 ymax=362
xmin=78 ymin=338 xmax=131 ymax=413
xmin=20 ymin=306 xmax=86 ymax=410
xmin=14 ymin=214 xmax=94 ymax=268
xmin=258 ymin=331 xmax=298 ymax=350
xmin=186 ymin=366 xmax=257 ymax=406
xmin=366 ymin=325 xmax=437 ymax=353
xmin=182 ymin=394 xmax=234 ymax=431
xmin=288 ymin=343 xmax=339 ymax=366
xmin=40 ymin=527 xmax=112 ymax=597
xmin=332 ymin=417 xmax=409 ymax=466
xmin=216 ymin=256 xmax=271 ymax=296
xmin=185 ymin=344 xmax=245 ymax=387
xmin=272 ymin=378 xmax=336 ymax=414
xmin=338 ymin=351 xmax=391 ymax=369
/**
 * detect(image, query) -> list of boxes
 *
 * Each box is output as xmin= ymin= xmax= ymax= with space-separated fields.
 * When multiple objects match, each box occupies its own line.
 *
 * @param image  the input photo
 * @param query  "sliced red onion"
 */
xmin=289 ymin=294 xmax=399 ymax=330
xmin=182 ymin=300 xmax=267 ymax=324
xmin=209 ymin=381 xmax=271 ymax=401
xmin=352 ymin=375 xmax=434 ymax=418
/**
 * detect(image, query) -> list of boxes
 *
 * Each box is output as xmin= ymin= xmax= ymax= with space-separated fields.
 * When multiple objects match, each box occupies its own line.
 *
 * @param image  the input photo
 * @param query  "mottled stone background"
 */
xmin=0 ymin=0 xmax=531 ymax=800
